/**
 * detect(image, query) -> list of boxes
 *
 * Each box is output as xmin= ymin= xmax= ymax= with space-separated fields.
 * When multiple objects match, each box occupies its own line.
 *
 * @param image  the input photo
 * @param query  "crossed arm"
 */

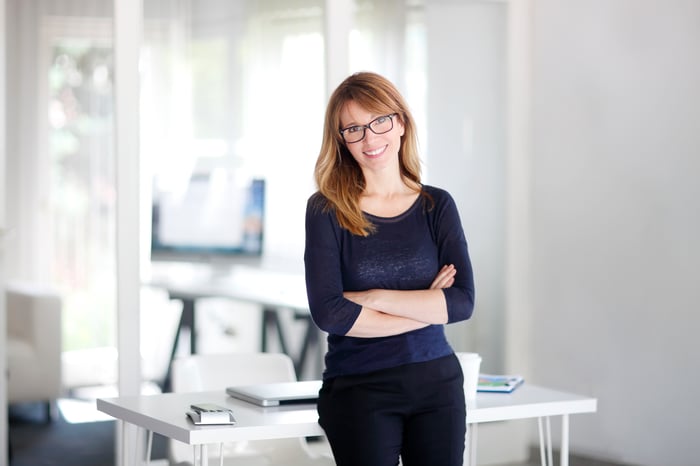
xmin=343 ymin=264 xmax=457 ymax=338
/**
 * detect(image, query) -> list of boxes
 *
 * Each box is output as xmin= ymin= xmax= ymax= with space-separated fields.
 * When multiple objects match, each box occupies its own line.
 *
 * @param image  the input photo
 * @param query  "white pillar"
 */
xmin=324 ymin=0 xmax=353 ymax=98
xmin=0 ymin=1 xmax=8 ymax=465
xmin=505 ymin=0 xmax=534 ymax=384
xmin=114 ymin=0 xmax=143 ymax=462
xmin=504 ymin=0 xmax=534 ymax=460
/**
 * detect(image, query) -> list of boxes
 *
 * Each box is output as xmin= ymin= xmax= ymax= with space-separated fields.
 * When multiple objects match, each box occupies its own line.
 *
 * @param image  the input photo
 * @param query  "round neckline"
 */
xmin=363 ymin=191 xmax=422 ymax=223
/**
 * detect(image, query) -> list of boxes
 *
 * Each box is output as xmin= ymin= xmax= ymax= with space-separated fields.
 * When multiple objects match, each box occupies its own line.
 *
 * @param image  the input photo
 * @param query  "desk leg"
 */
xmin=546 ymin=417 xmax=553 ymax=466
xmin=145 ymin=430 xmax=153 ymax=466
xmin=118 ymin=420 xmax=147 ymax=466
xmin=162 ymin=296 xmax=197 ymax=391
xmin=118 ymin=420 xmax=126 ymax=466
xmin=294 ymin=312 xmax=319 ymax=377
xmin=560 ymin=414 xmax=569 ymax=466
xmin=537 ymin=416 xmax=555 ymax=466
xmin=261 ymin=307 xmax=290 ymax=355
xmin=465 ymin=423 xmax=478 ymax=466
xmin=261 ymin=308 xmax=321 ymax=379
xmin=197 ymin=444 xmax=209 ymax=466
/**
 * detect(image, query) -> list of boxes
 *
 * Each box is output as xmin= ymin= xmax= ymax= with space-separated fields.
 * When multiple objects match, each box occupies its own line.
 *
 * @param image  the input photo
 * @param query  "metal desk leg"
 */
xmin=261 ymin=307 xmax=289 ymax=355
xmin=538 ymin=414 xmax=570 ymax=466
xmin=145 ymin=430 xmax=153 ymax=465
xmin=465 ymin=423 xmax=478 ymax=466
xmin=201 ymin=444 xmax=209 ymax=466
xmin=560 ymin=414 xmax=569 ymax=466
xmin=192 ymin=444 xmax=211 ymax=466
xmin=118 ymin=420 xmax=126 ymax=466
xmin=162 ymin=296 xmax=196 ymax=392
xmin=261 ymin=308 xmax=321 ymax=379
xmin=546 ymin=417 xmax=553 ymax=466
xmin=294 ymin=312 xmax=319 ymax=377
xmin=119 ymin=421 xmax=147 ymax=466
xmin=538 ymin=416 xmax=553 ymax=466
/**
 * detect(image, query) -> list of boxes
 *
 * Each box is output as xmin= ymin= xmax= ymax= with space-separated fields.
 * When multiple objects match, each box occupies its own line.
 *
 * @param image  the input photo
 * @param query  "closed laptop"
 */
xmin=226 ymin=380 xmax=322 ymax=407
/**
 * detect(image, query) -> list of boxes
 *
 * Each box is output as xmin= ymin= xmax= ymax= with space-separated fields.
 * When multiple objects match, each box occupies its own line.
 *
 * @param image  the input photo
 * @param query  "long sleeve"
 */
xmin=429 ymin=189 xmax=475 ymax=323
xmin=304 ymin=193 xmax=362 ymax=335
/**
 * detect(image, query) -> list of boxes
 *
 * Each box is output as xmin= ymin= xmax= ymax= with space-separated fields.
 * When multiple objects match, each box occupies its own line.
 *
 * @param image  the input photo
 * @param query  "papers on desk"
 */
xmin=477 ymin=374 xmax=525 ymax=393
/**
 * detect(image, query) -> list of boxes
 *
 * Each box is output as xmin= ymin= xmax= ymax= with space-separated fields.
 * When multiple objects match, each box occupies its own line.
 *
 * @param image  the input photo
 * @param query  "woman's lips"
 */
xmin=364 ymin=145 xmax=387 ymax=158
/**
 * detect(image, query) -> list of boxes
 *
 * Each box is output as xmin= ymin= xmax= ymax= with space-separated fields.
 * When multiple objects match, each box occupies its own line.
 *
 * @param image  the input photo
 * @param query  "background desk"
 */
xmin=98 ymin=383 xmax=597 ymax=466
xmin=147 ymin=262 xmax=322 ymax=389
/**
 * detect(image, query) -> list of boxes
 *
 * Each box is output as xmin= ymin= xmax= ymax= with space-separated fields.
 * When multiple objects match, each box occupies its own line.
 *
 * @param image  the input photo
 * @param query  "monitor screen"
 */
xmin=151 ymin=174 xmax=264 ymax=261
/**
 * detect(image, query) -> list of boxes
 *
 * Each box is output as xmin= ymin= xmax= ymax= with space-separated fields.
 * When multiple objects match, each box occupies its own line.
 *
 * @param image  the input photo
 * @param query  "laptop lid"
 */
xmin=226 ymin=380 xmax=322 ymax=407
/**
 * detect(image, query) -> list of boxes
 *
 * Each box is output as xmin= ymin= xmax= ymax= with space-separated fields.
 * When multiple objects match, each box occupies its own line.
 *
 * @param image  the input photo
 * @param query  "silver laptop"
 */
xmin=226 ymin=380 xmax=322 ymax=407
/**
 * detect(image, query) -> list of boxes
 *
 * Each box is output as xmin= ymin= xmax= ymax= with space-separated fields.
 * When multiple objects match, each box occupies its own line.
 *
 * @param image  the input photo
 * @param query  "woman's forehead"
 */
xmin=339 ymin=99 xmax=388 ymax=124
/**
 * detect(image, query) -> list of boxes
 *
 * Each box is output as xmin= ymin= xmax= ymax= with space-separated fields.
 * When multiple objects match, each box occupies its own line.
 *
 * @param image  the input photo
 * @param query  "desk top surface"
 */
xmin=97 ymin=383 xmax=597 ymax=445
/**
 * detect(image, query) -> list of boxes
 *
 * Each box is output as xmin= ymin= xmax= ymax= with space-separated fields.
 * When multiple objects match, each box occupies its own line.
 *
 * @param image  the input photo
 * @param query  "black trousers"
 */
xmin=318 ymin=354 xmax=466 ymax=466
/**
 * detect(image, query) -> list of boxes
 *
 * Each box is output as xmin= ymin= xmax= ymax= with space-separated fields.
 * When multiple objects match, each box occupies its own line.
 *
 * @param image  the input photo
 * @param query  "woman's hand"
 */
xmin=342 ymin=264 xmax=456 ymax=334
xmin=344 ymin=264 xmax=455 ymax=307
xmin=430 ymin=264 xmax=456 ymax=289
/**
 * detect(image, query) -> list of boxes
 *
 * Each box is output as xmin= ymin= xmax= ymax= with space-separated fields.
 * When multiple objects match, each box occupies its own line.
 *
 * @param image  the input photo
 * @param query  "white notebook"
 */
xmin=226 ymin=380 xmax=322 ymax=407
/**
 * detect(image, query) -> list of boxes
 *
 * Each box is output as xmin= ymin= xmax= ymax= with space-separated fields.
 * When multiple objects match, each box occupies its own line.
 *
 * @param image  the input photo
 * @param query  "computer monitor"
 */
xmin=150 ymin=174 xmax=264 ymax=262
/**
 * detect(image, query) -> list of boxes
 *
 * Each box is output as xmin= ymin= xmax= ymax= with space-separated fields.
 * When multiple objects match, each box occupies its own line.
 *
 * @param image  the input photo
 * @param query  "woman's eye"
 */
xmin=347 ymin=126 xmax=362 ymax=133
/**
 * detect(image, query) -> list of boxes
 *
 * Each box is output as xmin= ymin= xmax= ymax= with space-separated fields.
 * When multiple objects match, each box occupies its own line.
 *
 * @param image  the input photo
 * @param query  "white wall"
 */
xmin=530 ymin=1 xmax=700 ymax=465
xmin=425 ymin=0 xmax=507 ymax=371
xmin=426 ymin=3 xmax=531 ymax=463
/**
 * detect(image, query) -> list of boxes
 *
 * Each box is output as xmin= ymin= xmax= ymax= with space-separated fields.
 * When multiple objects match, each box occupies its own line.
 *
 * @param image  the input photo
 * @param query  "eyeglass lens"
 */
xmin=342 ymin=114 xmax=394 ymax=143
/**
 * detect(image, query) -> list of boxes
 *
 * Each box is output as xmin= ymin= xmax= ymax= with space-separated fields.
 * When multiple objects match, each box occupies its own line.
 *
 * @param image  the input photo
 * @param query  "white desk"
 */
xmin=97 ymin=383 xmax=596 ymax=466
xmin=146 ymin=262 xmax=323 ymax=387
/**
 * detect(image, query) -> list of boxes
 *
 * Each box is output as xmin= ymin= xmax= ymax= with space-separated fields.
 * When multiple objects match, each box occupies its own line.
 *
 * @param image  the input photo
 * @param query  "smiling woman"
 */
xmin=305 ymin=72 xmax=475 ymax=466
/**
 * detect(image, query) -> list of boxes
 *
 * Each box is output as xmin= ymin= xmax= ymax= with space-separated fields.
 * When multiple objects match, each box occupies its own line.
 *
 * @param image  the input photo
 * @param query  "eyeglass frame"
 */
xmin=339 ymin=113 xmax=398 ymax=144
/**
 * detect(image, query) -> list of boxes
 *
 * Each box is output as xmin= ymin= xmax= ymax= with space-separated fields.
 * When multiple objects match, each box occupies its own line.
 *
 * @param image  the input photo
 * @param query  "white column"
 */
xmin=115 ymin=0 xmax=143 ymax=397
xmin=505 ymin=0 xmax=534 ymax=388
xmin=505 ymin=0 xmax=535 ymax=462
xmin=324 ymin=0 xmax=353 ymax=98
xmin=0 ymin=0 xmax=8 ymax=464
xmin=114 ymin=0 xmax=143 ymax=463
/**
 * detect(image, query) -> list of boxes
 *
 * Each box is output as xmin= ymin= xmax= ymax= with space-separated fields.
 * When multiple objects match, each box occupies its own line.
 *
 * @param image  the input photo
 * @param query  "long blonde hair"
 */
xmin=314 ymin=72 xmax=423 ymax=236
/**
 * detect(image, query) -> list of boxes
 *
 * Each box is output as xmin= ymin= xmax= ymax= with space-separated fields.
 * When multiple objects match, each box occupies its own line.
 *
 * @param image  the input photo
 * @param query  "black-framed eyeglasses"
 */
xmin=339 ymin=113 xmax=397 ymax=144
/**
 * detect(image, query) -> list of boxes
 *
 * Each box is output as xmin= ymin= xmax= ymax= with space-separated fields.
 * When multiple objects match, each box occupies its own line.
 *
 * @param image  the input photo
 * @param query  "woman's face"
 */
xmin=338 ymin=100 xmax=404 ymax=176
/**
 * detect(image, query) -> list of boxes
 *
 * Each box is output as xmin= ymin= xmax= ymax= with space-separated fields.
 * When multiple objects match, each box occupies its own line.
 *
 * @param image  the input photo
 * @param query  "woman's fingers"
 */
xmin=430 ymin=264 xmax=456 ymax=289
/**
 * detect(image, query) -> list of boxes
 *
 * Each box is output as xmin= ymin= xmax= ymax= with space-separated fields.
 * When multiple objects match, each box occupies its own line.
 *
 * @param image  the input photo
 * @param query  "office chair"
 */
xmin=6 ymin=282 xmax=62 ymax=422
xmin=169 ymin=352 xmax=333 ymax=466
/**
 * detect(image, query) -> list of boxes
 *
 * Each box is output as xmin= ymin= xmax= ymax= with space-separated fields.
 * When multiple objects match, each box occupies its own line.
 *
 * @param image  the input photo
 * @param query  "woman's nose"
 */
xmin=363 ymin=127 xmax=379 ymax=143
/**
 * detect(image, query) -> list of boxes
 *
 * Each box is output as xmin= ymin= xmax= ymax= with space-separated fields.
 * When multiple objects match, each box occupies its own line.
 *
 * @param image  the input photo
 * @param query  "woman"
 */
xmin=304 ymin=71 xmax=475 ymax=466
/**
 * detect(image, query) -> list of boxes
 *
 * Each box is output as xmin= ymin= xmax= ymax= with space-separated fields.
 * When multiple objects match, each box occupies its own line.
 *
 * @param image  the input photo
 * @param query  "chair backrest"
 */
xmin=171 ymin=352 xmax=297 ymax=393
xmin=6 ymin=282 xmax=62 ymax=343
xmin=5 ymin=282 xmax=63 ymax=404
xmin=168 ymin=352 xmax=304 ymax=465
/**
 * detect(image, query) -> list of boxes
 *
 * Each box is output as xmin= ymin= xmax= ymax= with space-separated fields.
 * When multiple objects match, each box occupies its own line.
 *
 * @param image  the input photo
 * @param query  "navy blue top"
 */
xmin=304 ymin=185 xmax=475 ymax=380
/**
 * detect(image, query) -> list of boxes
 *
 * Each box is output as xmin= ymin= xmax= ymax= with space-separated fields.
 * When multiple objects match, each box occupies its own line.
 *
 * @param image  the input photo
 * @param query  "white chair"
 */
xmin=169 ymin=352 xmax=334 ymax=466
xmin=5 ymin=282 xmax=63 ymax=421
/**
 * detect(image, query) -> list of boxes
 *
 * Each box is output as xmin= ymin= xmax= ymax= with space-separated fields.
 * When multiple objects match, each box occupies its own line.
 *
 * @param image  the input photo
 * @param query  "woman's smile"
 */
xmin=363 ymin=144 xmax=388 ymax=158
